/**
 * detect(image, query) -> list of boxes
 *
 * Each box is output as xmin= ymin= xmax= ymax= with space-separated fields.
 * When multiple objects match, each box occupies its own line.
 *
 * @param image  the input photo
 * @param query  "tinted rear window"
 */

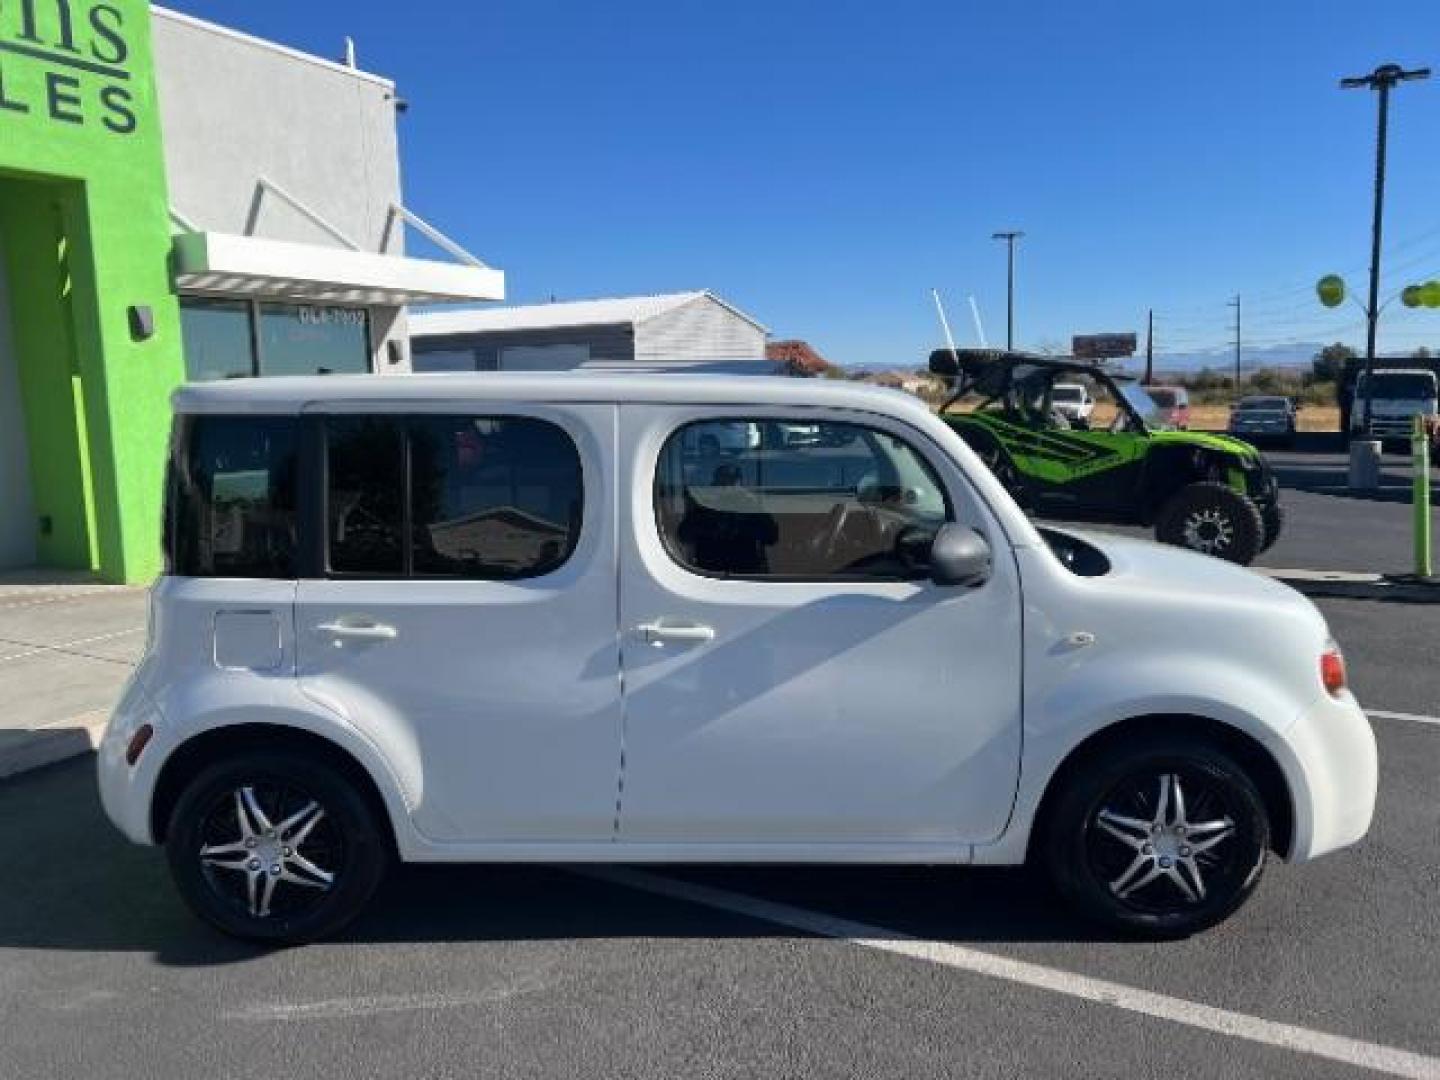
xmin=167 ymin=415 xmax=298 ymax=577
xmin=325 ymin=415 xmax=584 ymax=579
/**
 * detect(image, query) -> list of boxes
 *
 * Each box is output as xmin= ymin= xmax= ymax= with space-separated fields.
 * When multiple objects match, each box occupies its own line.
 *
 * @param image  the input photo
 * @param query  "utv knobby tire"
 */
xmin=1154 ymin=481 xmax=1264 ymax=565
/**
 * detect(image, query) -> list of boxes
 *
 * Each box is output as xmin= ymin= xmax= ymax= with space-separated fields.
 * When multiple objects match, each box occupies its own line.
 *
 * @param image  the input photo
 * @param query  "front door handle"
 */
xmin=317 ymin=620 xmax=397 ymax=641
xmin=638 ymin=621 xmax=715 ymax=645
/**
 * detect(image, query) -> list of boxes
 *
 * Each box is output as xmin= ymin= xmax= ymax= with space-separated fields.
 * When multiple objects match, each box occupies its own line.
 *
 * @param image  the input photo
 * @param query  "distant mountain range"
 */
xmin=1144 ymin=343 xmax=1330 ymax=374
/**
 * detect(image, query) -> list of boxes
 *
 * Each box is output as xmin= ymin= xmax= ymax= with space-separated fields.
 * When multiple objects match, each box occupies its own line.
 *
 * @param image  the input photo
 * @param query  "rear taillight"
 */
xmin=1320 ymin=645 xmax=1347 ymax=696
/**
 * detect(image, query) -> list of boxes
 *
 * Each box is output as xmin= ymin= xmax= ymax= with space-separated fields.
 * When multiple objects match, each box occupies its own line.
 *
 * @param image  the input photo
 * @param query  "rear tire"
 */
xmin=165 ymin=750 xmax=389 ymax=943
xmin=1154 ymin=481 xmax=1264 ymax=565
xmin=1041 ymin=737 xmax=1269 ymax=938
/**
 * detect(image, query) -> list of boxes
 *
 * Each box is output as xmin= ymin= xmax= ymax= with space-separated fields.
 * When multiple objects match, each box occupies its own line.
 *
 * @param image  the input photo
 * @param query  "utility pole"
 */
xmin=1228 ymin=295 xmax=1242 ymax=391
xmin=991 ymin=230 xmax=1023 ymax=350
xmin=1144 ymin=309 xmax=1154 ymax=384
xmin=1341 ymin=63 xmax=1431 ymax=434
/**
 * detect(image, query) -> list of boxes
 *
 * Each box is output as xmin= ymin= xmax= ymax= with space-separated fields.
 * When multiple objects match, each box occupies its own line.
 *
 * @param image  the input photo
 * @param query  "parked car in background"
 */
xmin=1145 ymin=386 xmax=1191 ymax=430
xmin=683 ymin=420 xmax=760 ymax=455
xmin=100 ymin=372 xmax=1374 ymax=943
xmin=1050 ymin=382 xmax=1095 ymax=425
xmin=1229 ymin=396 xmax=1297 ymax=446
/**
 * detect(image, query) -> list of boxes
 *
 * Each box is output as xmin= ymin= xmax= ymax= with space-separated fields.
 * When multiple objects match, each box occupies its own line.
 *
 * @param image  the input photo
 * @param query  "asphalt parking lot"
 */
xmin=1 ymin=442 xmax=1437 ymax=1080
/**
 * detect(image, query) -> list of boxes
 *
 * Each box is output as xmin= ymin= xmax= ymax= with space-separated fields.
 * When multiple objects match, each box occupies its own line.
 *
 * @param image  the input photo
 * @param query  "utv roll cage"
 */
xmin=928 ymin=348 xmax=1148 ymax=432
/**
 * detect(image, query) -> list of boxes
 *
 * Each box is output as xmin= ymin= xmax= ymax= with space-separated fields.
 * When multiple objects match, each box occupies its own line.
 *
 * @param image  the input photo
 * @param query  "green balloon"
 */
xmin=1423 ymin=281 xmax=1440 ymax=309
xmin=1402 ymin=285 xmax=1424 ymax=308
xmin=1317 ymin=274 xmax=1346 ymax=308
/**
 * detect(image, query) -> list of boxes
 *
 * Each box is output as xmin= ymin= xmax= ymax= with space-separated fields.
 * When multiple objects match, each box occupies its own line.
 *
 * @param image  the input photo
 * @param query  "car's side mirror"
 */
xmin=928 ymin=523 xmax=992 ymax=588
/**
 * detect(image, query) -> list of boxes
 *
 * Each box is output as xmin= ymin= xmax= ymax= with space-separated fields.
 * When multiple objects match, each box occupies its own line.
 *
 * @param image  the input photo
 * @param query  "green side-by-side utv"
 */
xmin=930 ymin=349 xmax=1282 ymax=565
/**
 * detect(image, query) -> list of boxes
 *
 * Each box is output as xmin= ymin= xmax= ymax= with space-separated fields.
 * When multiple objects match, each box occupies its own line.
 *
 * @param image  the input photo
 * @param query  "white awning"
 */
xmin=171 ymin=232 xmax=505 ymax=305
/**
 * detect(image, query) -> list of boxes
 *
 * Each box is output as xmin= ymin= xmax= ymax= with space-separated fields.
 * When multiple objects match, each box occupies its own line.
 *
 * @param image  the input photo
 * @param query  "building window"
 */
xmin=180 ymin=299 xmax=372 ymax=380
xmin=325 ymin=415 xmax=583 ymax=580
xmin=180 ymin=299 xmax=254 ymax=381
xmin=411 ymin=347 xmax=479 ymax=373
xmin=260 ymin=304 xmax=371 ymax=376
xmin=655 ymin=419 xmax=952 ymax=581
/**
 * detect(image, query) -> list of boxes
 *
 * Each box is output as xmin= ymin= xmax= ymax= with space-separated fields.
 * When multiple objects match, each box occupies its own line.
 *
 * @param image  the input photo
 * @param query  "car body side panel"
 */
xmin=972 ymin=542 xmax=1374 ymax=866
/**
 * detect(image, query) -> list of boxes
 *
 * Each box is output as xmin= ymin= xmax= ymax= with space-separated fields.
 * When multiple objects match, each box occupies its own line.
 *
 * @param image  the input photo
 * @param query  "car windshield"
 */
xmin=1357 ymin=374 xmax=1437 ymax=400
xmin=1238 ymin=397 xmax=1288 ymax=411
xmin=1147 ymin=388 xmax=1178 ymax=407
xmin=1116 ymin=382 xmax=1164 ymax=428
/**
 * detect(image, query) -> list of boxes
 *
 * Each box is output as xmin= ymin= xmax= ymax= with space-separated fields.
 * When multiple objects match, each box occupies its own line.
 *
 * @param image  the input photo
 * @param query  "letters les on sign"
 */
xmin=0 ymin=0 xmax=138 ymax=134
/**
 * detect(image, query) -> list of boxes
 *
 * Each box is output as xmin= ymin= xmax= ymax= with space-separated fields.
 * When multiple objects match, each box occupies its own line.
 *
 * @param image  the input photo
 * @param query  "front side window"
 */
xmin=655 ymin=419 xmax=951 ymax=580
xmin=167 ymin=416 xmax=297 ymax=577
xmin=326 ymin=415 xmax=583 ymax=579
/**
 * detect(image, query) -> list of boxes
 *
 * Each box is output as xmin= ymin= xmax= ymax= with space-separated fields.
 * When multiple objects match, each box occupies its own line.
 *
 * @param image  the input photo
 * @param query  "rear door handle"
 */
xmin=317 ymin=620 xmax=397 ymax=641
xmin=638 ymin=621 xmax=715 ymax=645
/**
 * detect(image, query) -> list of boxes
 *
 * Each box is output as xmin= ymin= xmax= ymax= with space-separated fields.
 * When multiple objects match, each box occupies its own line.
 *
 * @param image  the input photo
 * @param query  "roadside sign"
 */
xmin=1072 ymin=333 xmax=1137 ymax=360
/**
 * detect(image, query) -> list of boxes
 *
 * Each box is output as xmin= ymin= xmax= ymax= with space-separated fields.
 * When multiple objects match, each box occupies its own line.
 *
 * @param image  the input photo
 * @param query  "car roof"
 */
xmin=171 ymin=371 xmax=936 ymax=418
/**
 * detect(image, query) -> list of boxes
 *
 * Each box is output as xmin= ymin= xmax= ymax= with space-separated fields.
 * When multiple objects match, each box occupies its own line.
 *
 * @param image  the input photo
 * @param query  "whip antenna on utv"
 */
xmin=967 ymin=295 xmax=989 ymax=348
xmin=931 ymin=290 xmax=977 ymax=414
xmin=931 ymin=289 xmax=965 ymax=368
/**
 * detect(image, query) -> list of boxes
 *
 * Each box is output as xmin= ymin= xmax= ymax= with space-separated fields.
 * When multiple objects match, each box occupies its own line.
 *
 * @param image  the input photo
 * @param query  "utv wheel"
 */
xmin=165 ymin=750 xmax=389 ymax=943
xmin=1042 ymin=737 xmax=1269 ymax=938
xmin=1259 ymin=501 xmax=1284 ymax=554
xmin=1154 ymin=481 xmax=1264 ymax=564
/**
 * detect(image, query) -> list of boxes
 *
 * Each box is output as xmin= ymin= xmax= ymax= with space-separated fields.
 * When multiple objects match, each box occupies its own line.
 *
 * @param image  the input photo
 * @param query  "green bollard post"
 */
xmin=1415 ymin=414 xmax=1433 ymax=579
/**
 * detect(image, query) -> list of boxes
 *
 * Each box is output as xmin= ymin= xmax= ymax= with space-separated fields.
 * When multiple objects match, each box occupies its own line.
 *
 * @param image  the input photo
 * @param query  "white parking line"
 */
xmin=1368 ymin=710 xmax=1440 ymax=728
xmin=0 ymin=628 xmax=143 ymax=664
xmin=579 ymin=867 xmax=1440 ymax=1080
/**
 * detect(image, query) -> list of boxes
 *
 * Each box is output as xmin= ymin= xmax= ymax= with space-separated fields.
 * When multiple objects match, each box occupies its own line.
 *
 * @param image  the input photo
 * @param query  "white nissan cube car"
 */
xmin=99 ymin=373 xmax=1376 ymax=942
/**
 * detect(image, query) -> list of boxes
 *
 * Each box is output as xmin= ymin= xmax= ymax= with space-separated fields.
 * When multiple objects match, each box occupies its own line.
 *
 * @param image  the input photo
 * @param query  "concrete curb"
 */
xmin=0 ymin=710 xmax=108 ymax=781
xmin=1259 ymin=568 xmax=1440 ymax=603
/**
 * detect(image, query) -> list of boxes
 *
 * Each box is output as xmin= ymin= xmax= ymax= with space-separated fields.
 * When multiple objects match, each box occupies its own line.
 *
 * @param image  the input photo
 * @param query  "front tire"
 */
xmin=165 ymin=750 xmax=389 ymax=943
xmin=1042 ymin=737 xmax=1269 ymax=938
xmin=1154 ymin=481 xmax=1265 ymax=564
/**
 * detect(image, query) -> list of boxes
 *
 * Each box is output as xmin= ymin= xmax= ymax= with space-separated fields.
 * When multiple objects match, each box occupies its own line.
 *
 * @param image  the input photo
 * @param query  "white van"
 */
xmin=99 ymin=373 xmax=1376 ymax=942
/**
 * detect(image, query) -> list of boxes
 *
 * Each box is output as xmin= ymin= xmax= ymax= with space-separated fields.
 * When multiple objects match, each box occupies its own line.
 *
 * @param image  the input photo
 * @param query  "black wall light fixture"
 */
xmin=127 ymin=305 xmax=155 ymax=341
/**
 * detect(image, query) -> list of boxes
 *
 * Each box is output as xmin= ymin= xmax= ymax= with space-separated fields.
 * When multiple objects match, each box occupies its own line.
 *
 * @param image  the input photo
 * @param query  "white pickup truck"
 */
xmin=1050 ymin=382 xmax=1095 ymax=424
xmin=1349 ymin=369 xmax=1440 ymax=450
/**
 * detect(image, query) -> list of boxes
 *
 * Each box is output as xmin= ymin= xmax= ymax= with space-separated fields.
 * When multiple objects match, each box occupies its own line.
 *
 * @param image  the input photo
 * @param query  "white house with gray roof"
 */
xmin=409 ymin=291 xmax=770 ymax=372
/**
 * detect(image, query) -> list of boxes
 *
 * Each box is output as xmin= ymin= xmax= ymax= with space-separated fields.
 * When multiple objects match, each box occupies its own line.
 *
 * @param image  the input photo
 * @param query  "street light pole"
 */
xmin=992 ymin=230 xmax=1023 ymax=350
xmin=1228 ymin=295 xmax=1241 ymax=391
xmin=1341 ymin=63 xmax=1430 ymax=435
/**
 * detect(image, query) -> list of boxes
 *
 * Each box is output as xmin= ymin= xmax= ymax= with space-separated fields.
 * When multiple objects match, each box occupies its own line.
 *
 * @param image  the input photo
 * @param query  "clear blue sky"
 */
xmin=168 ymin=1 xmax=1440 ymax=370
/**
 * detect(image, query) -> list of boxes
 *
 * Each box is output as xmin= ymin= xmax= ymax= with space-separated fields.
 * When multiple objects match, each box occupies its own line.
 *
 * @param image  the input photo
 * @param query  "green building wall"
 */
xmin=0 ymin=0 xmax=183 ymax=582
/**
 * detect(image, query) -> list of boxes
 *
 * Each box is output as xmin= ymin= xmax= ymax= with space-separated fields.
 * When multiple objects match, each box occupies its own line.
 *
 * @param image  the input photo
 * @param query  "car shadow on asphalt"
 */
xmin=0 ymin=756 xmax=1122 ymax=966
